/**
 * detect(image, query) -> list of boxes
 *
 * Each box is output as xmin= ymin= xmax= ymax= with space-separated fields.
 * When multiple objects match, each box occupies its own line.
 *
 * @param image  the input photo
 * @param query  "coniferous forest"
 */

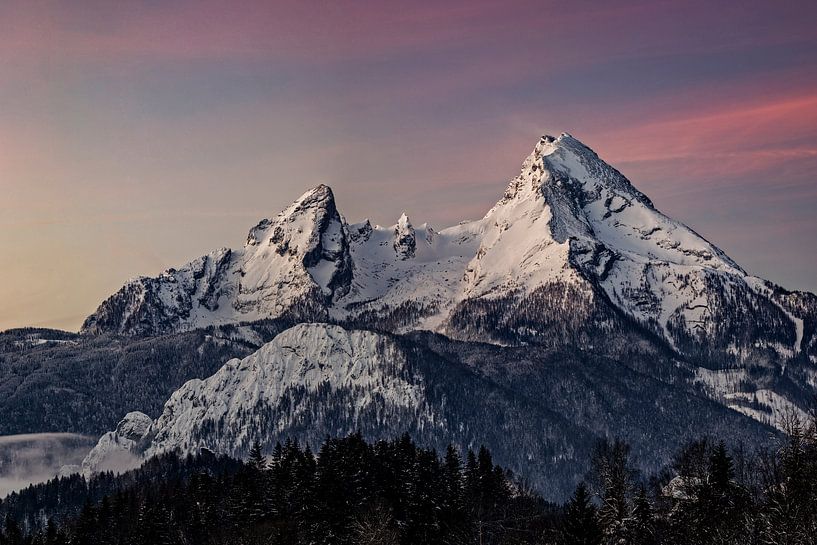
xmin=1 ymin=413 xmax=816 ymax=545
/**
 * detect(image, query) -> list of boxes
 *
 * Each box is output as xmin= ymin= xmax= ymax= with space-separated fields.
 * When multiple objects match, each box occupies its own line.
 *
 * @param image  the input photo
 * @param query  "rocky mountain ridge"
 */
xmin=82 ymin=134 xmax=816 ymax=367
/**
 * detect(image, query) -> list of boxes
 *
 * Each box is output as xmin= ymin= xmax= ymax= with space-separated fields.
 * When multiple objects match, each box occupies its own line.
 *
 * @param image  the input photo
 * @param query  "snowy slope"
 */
xmin=497 ymin=135 xmax=804 ymax=364
xmin=83 ymin=323 xmax=431 ymax=471
xmin=145 ymin=323 xmax=428 ymax=456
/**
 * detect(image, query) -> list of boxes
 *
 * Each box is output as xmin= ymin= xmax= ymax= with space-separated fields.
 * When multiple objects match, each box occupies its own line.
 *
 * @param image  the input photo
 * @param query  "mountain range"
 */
xmin=83 ymin=134 xmax=816 ymax=370
xmin=5 ymin=133 xmax=816 ymax=499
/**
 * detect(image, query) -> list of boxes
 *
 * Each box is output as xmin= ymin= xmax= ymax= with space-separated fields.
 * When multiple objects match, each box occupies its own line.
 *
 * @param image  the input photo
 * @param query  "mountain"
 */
xmin=80 ymin=133 xmax=817 ymax=425
xmin=82 ymin=322 xmax=777 ymax=499
xmin=7 ymin=133 xmax=816 ymax=498
xmin=83 ymin=134 xmax=816 ymax=365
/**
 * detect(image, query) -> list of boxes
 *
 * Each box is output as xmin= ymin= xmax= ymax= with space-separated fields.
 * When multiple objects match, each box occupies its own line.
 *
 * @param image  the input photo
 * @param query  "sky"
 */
xmin=1 ymin=0 xmax=816 ymax=332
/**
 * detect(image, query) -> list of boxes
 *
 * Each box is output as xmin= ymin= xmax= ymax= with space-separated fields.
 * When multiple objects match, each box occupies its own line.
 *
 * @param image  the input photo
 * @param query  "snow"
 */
xmin=81 ymin=412 xmax=151 ymax=475
xmin=529 ymin=136 xmax=745 ymax=345
xmin=693 ymin=367 xmax=810 ymax=431
xmin=331 ymin=216 xmax=482 ymax=331
xmin=82 ymin=324 xmax=431 ymax=472
xmin=744 ymin=276 xmax=804 ymax=353
xmin=13 ymin=337 xmax=77 ymax=349
xmin=724 ymin=389 xmax=810 ymax=429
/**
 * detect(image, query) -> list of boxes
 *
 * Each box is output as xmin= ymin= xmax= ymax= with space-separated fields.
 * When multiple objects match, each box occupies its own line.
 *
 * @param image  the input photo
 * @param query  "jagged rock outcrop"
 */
xmin=81 ymin=411 xmax=151 ymax=474
xmin=393 ymin=213 xmax=416 ymax=260
xmin=83 ymin=185 xmax=352 ymax=336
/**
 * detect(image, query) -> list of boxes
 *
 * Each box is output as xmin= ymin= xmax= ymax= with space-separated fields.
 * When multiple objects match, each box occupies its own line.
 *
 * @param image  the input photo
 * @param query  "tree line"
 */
xmin=1 ymin=413 xmax=816 ymax=545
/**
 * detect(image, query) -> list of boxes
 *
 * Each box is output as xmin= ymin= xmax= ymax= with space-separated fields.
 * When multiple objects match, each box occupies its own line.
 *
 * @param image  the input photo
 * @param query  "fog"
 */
xmin=0 ymin=433 xmax=97 ymax=498
xmin=91 ymin=448 xmax=143 ymax=476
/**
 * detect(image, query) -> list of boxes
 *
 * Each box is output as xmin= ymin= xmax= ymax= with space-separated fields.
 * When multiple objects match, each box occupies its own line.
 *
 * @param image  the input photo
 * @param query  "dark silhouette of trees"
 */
xmin=2 ymin=414 xmax=817 ymax=545
xmin=562 ymin=482 xmax=602 ymax=545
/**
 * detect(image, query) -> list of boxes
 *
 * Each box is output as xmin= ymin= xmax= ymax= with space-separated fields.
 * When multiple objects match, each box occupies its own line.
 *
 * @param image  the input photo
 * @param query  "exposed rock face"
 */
xmin=393 ymin=213 xmax=416 ymax=260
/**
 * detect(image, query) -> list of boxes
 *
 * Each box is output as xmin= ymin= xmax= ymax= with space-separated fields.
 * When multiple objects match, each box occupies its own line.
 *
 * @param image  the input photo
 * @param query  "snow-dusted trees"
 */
xmin=590 ymin=439 xmax=638 ymax=544
xmin=756 ymin=412 xmax=817 ymax=545
xmin=247 ymin=440 xmax=266 ymax=472
xmin=629 ymin=486 xmax=656 ymax=545
xmin=659 ymin=438 xmax=753 ymax=545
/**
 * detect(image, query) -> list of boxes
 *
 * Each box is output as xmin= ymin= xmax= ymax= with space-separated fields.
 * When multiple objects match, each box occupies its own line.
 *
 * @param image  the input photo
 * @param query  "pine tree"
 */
xmin=562 ymin=482 xmax=602 ymax=545
xmin=406 ymin=448 xmax=443 ymax=543
xmin=708 ymin=441 xmax=733 ymax=491
xmin=464 ymin=448 xmax=479 ymax=497
xmin=44 ymin=519 xmax=60 ymax=545
xmin=73 ymin=501 xmax=97 ymax=545
xmin=248 ymin=439 xmax=267 ymax=472
xmin=702 ymin=440 xmax=750 ymax=543
xmin=629 ymin=486 xmax=655 ymax=545
xmin=668 ymin=440 xmax=751 ymax=545
xmin=135 ymin=501 xmax=176 ymax=545
xmin=270 ymin=441 xmax=284 ymax=469
xmin=440 ymin=444 xmax=467 ymax=542
xmin=443 ymin=444 xmax=464 ymax=512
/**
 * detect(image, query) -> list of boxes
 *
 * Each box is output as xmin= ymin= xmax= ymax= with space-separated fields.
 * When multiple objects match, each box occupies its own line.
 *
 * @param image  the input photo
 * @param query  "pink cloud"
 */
xmin=591 ymin=93 xmax=817 ymax=180
xmin=5 ymin=0 xmax=812 ymax=68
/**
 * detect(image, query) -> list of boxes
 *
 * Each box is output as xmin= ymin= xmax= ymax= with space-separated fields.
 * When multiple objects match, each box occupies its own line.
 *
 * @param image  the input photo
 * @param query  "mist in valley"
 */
xmin=0 ymin=433 xmax=96 ymax=498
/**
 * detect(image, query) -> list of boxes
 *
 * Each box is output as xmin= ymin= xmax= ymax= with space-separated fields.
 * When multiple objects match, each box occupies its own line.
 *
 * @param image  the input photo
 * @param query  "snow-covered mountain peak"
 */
xmin=244 ymin=185 xmax=337 ymax=249
xmin=291 ymin=183 xmax=335 ymax=207
xmin=459 ymin=134 xmax=788 ymax=357
xmin=485 ymin=134 xmax=741 ymax=269
xmin=497 ymin=133 xmax=649 ymax=211
xmin=82 ymin=134 xmax=815 ymax=374
xmin=239 ymin=181 xmax=353 ymax=304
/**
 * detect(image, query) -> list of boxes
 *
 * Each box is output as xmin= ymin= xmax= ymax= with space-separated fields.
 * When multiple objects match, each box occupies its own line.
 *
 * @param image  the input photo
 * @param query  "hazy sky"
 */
xmin=2 ymin=0 xmax=816 ymax=332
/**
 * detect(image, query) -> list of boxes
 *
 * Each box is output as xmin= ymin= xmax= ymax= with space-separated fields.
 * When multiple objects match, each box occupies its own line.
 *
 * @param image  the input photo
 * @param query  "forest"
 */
xmin=0 ymin=413 xmax=815 ymax=545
